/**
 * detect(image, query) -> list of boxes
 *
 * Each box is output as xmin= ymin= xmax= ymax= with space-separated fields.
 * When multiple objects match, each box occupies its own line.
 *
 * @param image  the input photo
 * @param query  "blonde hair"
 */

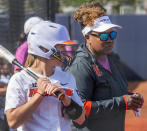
xmin=74 ymin=1 xmax=107 ymax=27
xmin=25 ymin=54 xmax=37 ymax=68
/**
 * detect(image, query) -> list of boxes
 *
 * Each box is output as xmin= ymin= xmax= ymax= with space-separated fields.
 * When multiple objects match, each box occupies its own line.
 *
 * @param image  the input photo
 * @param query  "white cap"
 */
xmin=27 ymin=21 xmax=76 ymax=59
xmin=82 ymin=16 xmax=122 ymax=35
xmin=24 ymin=16 xmax=43 ymax=35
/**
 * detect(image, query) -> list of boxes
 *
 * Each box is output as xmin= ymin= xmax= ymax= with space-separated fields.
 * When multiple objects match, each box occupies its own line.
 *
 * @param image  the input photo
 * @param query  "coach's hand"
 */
xmin=124 ymin=93 xmax=144 ymax=111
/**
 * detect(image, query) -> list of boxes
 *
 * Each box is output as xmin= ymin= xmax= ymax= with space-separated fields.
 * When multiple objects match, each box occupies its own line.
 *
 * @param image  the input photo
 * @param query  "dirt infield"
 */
xmin=125 ymin=81 xmax=147 ymax=131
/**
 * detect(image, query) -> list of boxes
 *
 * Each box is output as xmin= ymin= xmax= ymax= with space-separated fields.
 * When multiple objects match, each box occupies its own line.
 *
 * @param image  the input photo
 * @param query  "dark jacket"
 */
xmin=65 ymin=44 xmax=128 ymax=131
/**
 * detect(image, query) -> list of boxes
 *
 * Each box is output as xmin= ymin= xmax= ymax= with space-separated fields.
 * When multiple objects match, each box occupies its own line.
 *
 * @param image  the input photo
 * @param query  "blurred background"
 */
xmin=1 ymin=0 xmax=147 ymax=80
xmin=0 ymin=0 xmax=147 ymax=130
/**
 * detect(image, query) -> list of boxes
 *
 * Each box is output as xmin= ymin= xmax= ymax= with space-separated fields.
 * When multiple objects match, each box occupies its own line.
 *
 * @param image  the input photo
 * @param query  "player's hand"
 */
xmin=124 ymin=93 xmax=144 ymax=111
xmin=45 ymin=83 xmax=64 ymax=97
xmin=37 ymin=78 xmax=51 ymax=95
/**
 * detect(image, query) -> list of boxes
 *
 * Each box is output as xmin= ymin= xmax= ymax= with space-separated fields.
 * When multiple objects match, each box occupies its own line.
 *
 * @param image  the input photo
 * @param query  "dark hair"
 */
xmin=74 ymin=1 xmax=107 ymax=27
xmin=18 ymin=32 xmax=27 ymax=46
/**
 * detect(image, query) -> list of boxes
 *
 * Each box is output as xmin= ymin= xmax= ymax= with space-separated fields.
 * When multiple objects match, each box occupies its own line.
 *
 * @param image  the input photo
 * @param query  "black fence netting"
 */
xmin=0 ymin=0 xmax=57 ymax=53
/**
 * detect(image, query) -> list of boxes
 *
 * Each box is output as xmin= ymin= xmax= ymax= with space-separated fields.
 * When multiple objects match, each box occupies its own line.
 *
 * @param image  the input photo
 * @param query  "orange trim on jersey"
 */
xmin=84 ymin=101 xmax=92 ymax=117
xmin=123 ymin=96 xmax=128 ymax=110
xmin=93 ymin=65 xmax=102 ymax=76
xmin=61 ymin=40 xmax=77 ymax=45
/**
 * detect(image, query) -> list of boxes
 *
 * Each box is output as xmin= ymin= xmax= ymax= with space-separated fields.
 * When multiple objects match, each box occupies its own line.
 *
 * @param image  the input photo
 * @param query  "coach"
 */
xmin=65 ymin=1 xmax=144 ymax=131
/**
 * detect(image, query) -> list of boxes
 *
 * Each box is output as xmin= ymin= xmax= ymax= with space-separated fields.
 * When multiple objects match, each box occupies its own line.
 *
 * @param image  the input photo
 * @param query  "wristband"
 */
xmin=37 ymin=91 xmax=45 ymax=97
xmin=63 ymin=99 xmax=83 ymax=120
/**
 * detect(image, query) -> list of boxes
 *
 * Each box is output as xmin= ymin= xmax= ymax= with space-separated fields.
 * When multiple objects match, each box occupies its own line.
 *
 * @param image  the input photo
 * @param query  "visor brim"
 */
xmin=93 ymin=24 xmax=122 ymax=33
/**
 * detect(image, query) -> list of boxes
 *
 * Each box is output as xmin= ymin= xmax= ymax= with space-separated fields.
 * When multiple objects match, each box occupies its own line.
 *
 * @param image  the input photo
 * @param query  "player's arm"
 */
xmin=6 ymin=93 xmax=44 ymax=129
xmin=44 ymin=81 xmax=85 ymax=125
xmin=5 ymin=78 xmax=48 ymax=129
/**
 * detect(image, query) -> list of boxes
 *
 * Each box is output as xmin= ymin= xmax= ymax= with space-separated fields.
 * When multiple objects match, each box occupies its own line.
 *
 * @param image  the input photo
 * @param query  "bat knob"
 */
xmin=55 ymin=91 xmax=65 ymax=101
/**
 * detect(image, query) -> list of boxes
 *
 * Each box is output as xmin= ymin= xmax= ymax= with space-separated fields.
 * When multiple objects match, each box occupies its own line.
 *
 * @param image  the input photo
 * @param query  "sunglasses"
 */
xmin=90 ymin=31 xmax=117 ymax=41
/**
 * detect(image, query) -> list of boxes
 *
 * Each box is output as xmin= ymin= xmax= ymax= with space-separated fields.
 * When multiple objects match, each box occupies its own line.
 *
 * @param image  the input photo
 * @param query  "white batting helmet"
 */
xmin=27 ymin=21 xmax=76 ymax=59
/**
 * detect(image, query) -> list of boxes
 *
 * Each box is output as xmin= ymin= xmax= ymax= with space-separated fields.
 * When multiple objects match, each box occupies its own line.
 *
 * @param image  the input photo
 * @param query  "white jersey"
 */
xmin=5 ymin=67 xmax=83 ymax=131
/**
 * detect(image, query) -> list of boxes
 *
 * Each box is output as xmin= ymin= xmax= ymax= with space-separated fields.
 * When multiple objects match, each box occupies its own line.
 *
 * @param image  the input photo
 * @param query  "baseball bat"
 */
xmin=0 ymin=45 xmax=65 ymax=100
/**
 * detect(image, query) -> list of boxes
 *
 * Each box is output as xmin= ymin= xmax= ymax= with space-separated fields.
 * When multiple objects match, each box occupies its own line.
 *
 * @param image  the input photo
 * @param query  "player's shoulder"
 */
xmin=11 ymin=69 xmax=25 ymax=78
xmin=9 ymin=70 xmax=30 ymax=85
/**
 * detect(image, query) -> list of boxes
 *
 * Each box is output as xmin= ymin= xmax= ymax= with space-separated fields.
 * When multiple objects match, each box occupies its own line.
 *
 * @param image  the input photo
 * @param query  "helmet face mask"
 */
xmin=50 ymin=47 xmax=72 ymax=67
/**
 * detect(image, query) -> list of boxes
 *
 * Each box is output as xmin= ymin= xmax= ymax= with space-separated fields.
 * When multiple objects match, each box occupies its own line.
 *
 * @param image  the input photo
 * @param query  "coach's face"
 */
xmin=85 ymin=28 xmax=115 ymax=56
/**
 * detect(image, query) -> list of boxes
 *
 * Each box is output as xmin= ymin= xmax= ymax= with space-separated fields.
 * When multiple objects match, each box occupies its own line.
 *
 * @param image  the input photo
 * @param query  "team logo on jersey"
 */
xmin=93 ymin=65 xmax=102 ymax=76
xmin=29 ymin=88 xmax=73 ymax=97
xmin=29 ymin=88 xmax=37 ymax=97
xmin=32 ymin=83 xmax=37 ymax=87
xmin=29 ymin=83 xmax=37 ymax=97
xmin=63 ymin=88 xmax=73 ymax=96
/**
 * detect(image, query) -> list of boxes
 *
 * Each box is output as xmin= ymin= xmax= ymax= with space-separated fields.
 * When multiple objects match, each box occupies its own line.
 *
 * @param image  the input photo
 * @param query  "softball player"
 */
xmin=5 ymin=21 xmax=85 ymax=131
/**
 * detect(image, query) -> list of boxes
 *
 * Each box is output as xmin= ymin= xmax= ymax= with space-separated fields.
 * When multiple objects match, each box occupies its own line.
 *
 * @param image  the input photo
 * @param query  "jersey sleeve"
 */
xmin=5 ymin=74 xmax=26 ymax=112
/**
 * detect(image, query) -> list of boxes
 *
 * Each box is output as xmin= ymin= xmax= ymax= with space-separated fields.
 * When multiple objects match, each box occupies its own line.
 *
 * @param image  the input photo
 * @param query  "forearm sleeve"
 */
xmin=84 ymin=96 xmax=126 ymax=118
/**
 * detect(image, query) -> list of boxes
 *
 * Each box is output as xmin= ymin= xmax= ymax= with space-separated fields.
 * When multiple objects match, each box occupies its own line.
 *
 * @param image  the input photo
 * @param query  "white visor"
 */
xmin=82 ymin=16 xmax=122 ymax=35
